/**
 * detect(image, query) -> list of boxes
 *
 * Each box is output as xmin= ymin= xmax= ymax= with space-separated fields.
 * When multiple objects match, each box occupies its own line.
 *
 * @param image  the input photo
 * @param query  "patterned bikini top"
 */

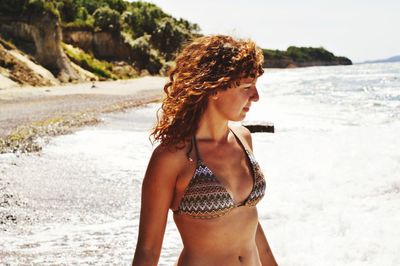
xmin=173 ymin=129 xmax=266 ymax=219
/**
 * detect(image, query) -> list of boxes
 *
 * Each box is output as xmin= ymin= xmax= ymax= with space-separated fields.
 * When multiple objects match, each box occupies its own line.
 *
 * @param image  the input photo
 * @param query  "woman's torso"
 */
xmin=174 ymin=207 xmax=261 ymax=266
xmin=170 ymin=128 xmax=266 ymax=265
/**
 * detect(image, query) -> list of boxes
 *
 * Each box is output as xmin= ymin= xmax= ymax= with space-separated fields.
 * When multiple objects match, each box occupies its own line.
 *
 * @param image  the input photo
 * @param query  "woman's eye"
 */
xmin=238 ymin=84 xmax=251 ymax=90
xmin=242 ymin=85 xmax=252 ymax=90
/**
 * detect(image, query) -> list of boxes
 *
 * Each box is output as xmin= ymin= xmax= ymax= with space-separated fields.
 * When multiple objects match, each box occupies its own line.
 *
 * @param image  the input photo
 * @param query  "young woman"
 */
xmin=132 ymin=35 xmax=278 ymax=266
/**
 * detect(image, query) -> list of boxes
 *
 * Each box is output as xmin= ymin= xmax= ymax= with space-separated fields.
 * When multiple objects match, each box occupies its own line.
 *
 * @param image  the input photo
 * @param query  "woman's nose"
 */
xmin=251 ymin=87 xmax=260 ymax=102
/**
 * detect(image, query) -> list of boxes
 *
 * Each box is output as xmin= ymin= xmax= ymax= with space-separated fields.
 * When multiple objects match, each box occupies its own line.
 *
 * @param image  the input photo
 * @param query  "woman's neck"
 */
xmin=196 ymin=109 xmax=230 ymax=144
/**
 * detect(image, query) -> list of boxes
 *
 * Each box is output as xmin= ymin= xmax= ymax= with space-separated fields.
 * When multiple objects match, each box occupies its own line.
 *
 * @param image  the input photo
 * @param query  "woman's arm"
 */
xmin=132 ymin=145 xmax=182 ymax=266
xmin=256 ymin=222 xmax=278 ymax=266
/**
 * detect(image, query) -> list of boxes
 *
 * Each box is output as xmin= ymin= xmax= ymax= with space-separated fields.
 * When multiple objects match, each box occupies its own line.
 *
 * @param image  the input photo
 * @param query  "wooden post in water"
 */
xmin=242 ymin=121 xmax=275 ymax=133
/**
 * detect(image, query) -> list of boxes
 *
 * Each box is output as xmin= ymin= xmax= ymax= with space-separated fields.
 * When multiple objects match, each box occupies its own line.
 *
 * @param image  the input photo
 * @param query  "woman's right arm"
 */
xmin=132 ymin=145 xmax=182 ymax=266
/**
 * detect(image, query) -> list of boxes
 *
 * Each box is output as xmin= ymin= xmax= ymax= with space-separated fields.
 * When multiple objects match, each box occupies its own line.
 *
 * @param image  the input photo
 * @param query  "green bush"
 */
xmin=62 ymin=42 xmax=116 ymax=79
xmin=0 ymin=0 xmax=59 ymax=19
xmin=27 ymin=0 xmax=60 ymax=19
xmin=125 ymin=2 xmax=164 ymax=37
xmin=262 ymin=49 xmax=289 ymax=60
xmin=55 ymin=0 xmax=77 ymax=22
xmin=124 ymin=34 xmax=163 ymax=74
xmin=62 ymin=19 xmax=94 ymax=31
xmin=73 ymin=0 xmax=105 ymax=15
xmin=72 ymin=0 xmax=126 ymax=15
xmin=93 ymin=6 xmax=121 ymax=32
xmin=0 ymin=0 xmax=28 ymax=15
xmin=286 ymin=46 xmax=336 ymax=62
xmin=151 ymin=17 xmax=191 ymax=60
xmin=103 ymin=0 xmax=127 ymax=14
xmin=76 ymin=6 xmax=89 ymax=21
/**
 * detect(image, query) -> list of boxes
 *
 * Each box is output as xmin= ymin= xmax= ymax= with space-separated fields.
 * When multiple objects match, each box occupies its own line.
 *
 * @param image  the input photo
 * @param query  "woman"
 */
xmin=132 ymin=35 xmax=278 ymax=266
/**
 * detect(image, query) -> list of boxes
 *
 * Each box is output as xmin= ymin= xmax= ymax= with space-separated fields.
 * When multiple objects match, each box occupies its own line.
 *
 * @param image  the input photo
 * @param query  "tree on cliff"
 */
xmin=93 ymin=6 xmax=121 ymax=32
xmin=0 ymin=0 xmax=59 ymax=18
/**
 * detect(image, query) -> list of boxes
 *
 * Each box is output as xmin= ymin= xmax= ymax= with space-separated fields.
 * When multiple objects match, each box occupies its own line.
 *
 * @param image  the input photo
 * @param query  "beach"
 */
xmin=0 ymin=76 xmax=165 ymax=228
xmin=0 ymin=77 xmax=166 ymax=153
xmin=1 ymin=63 xmax=400 ymax=265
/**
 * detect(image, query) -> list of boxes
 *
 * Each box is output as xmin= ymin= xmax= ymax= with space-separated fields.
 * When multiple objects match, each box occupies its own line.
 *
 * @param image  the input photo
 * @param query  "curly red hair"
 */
xmin=151 ymin=35 xmax=264 ymax=148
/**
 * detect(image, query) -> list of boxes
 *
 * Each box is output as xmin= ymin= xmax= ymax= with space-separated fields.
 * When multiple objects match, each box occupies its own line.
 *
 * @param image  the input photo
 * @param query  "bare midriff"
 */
xmin=173 ymin=206 xmax=261 ymax=266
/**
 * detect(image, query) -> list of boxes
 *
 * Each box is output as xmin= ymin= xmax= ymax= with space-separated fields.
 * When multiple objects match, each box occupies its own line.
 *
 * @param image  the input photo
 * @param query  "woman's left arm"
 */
xmin=256 ymin=222 xmax=278 ymax=266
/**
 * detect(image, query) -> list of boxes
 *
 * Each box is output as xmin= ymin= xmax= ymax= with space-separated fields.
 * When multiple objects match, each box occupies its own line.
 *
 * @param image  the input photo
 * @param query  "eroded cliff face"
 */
xmin=0 ymin=42 xmax=58 ymax=87
xmin=0 ymin=15 xmax=81 ymax=82
xmin=63 ymin=29 xmax=132 ymax=61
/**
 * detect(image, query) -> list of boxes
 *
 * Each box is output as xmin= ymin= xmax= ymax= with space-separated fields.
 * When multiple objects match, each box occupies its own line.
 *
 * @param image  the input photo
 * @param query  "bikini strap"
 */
xmin=229 ymin=127 xmax=250 ymax=153
xmin=192 ymin=128 xmax=249 ymax=164
xmin=192 ymin=135 xmax=202 ymax=164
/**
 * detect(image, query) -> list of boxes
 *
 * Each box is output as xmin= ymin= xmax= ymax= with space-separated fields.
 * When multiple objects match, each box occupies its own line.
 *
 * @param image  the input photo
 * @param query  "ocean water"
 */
xmin=0 ymin=62 xmax=399 ymax=265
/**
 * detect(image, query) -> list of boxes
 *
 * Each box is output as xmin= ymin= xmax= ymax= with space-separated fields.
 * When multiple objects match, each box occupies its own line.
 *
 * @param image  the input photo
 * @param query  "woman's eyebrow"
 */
xmin=237 ymin=82 xmax=255 ymax=88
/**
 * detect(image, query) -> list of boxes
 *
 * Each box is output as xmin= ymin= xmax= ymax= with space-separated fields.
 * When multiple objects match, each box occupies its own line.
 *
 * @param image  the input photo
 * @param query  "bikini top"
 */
xmin=173 ymin=129 xmax=266 ymax=219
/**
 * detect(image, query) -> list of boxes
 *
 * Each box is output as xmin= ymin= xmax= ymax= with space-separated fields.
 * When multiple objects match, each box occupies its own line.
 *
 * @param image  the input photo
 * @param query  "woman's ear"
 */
xmin=211 ymin=91 xmax=219 ymax=100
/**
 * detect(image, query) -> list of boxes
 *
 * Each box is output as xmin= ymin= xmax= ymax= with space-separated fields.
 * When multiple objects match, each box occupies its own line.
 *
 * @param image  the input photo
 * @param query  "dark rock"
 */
xmin=242 ymin=121 xmax=274 ymax=133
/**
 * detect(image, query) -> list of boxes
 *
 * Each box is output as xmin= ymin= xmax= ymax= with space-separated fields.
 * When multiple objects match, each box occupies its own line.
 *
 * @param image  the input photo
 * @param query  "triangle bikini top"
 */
xmin=173 ymin=129 xmax=266 ymax=219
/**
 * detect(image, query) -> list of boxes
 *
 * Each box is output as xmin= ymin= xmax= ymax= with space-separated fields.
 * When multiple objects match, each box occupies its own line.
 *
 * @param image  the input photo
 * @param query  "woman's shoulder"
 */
xmin=230 ymin=124 xmax=253 ymax=151
xmin=149 ymin=142 xmax=191 ymax=174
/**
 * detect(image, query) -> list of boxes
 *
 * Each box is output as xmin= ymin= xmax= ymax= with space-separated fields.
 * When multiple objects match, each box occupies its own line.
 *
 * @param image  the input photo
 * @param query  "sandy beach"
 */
xmin=0 ymin=77 xmax=165 ymax=231
xmin=0 ymin=77 xmax=166 ymax=153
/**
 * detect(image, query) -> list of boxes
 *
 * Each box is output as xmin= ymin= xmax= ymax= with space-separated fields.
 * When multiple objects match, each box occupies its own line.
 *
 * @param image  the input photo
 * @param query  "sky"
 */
xmin=133 ymin=0 xmax=400 ymax=63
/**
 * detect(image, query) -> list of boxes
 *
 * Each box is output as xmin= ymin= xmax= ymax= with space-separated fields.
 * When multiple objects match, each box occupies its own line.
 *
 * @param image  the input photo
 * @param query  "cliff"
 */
xmin=62 ymin=29 xmax=132 ymax=61
xmin=0 ymin=0 xmax=199 ymax=85
xmin=0 ymin=15 xmax=81 ymax=82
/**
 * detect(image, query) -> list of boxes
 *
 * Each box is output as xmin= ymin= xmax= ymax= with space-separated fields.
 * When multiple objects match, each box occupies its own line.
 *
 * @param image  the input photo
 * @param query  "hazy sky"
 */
xmin=137 ymin=0 xmax=399 ymax=62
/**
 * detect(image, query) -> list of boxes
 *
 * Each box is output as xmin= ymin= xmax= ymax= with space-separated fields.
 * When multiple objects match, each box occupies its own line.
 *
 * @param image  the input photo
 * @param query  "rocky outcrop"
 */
xmin=63 ymin=29 xmax=132 ymax=61
xmin=62 ymin=29 xmax=163 ymax=75
xmin=0 ymin=15 xmax=81 ymax=82
xmin=0 ymin=43 xmax=57 ymax=87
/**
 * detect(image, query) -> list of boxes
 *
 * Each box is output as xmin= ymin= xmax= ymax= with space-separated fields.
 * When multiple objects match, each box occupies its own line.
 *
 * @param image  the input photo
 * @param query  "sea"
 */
xmin=0 ymin=62 xmax=399 ymax=265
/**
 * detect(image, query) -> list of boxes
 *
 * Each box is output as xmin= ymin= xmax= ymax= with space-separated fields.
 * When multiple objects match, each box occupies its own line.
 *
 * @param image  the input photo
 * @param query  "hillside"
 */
xmin=361 ymin=55 xmax=400 ymax=64
xmin=0 ymin=0 xmax=353 ymax=86
xmin=0 ymin=0 xmax=199 ymax=85
xmin=263 ymin=46 xmax=352 ymax=68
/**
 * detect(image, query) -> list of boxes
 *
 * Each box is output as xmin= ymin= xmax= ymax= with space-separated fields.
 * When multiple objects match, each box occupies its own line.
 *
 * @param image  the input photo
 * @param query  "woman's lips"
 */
xmin=243 ymin=107 xmax=250 ymax=112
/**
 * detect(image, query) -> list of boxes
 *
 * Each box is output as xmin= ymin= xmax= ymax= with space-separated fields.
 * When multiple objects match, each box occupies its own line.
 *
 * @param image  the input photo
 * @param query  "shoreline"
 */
xmin=1 ymin=76 xmax=165 ymax=228
xmin=0 ymin=76 xmax=166 ymax=153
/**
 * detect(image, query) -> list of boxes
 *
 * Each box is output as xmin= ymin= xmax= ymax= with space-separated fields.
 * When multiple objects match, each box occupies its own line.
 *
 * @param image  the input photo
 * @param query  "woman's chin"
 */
xmin=230 ymin=114 xmax=247 ymax=122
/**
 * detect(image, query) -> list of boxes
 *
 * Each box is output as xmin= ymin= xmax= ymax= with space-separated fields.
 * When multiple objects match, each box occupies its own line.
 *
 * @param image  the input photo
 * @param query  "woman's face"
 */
xmin=212 ymin=77 xmax=259 ymax=121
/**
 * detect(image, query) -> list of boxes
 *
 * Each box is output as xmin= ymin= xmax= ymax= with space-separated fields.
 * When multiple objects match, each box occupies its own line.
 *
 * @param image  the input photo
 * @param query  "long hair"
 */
xmin=151 ymin=35 xmax=264 ymax=148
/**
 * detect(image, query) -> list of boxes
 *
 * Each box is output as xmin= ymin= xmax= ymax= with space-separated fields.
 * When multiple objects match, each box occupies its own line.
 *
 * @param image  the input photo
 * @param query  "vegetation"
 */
xmin=0 ymin=0 xmax=59 ymax=19
xmin=263 ymin=46 xmax=352 ymax=67
xmin=1 ymin=0 xmax=351 ymax=81
xmin=55 ymin=0 xmax=199 ymax=61
xmin=0 ymin=0 xmax=200 ymax=76
xmin=61 ymin=42 xmax=116 ymax=79
xmin=0 ymin=37 xmax=17 ymax=51
xmin=122 ymin=33 xmax=163 ymax=74
xmin=92 ymin=6 xmax=121 ymax=32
